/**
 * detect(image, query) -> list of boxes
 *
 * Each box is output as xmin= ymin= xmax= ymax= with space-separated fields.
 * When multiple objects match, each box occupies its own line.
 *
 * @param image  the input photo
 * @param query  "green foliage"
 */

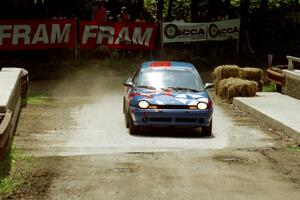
xmin=0 ymin=176 xmax=23 ymax=194
xmin=262 ymin=82 xmax=277 ymax=92
xmin=145 ymin=0 xmax=298 ymax=21
xmin=145 ymin=0 xmax=191 ymax=21
xmin=229 ymin=0 xmax=297 ymax=9
xmin=24 ymin=96 xmax=51 ymax=105
xmin=231 ymin=0 xmax=240 ymax=7
xmin=288 ymin=146 xmax=300 ymax=153
xmin=246 ymin=0 xmax=297 ymax=12
xmin=0 ymin=144 xmax=34 ymax=195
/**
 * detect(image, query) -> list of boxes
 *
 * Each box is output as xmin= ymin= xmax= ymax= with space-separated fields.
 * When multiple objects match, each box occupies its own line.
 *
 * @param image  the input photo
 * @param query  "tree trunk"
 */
xmin=157 ymin=0 xmax=164 ymax=21
xmin=239 ymin=0 xmax=254 ymax=54
xmin=191 ymin=0 xmax=198 ymax=22
xmin=167 ymin=0 xmax=173 ymax=21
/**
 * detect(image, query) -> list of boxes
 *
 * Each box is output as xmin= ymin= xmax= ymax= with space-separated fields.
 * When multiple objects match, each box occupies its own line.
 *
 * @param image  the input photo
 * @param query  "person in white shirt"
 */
xmin=172 ymin=9 xmax=185 ymax=23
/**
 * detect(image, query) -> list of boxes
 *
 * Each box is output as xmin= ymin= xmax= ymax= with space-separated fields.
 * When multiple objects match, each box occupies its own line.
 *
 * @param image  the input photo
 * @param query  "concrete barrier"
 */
xmin=0 ymin=68 xmax=28 ymax=160
xmin=0 ymin=110 xmax=12 ymax=159
xmin=233 ymin=92 xmax=300 ymax=143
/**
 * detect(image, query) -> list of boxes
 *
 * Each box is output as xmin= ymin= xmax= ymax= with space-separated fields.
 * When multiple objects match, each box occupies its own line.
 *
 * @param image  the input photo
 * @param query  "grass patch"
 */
xmin=22 ymin=93 xmax=53 ymax=106
xmin=0 ymin=176 xmax=23 ymax=195
xmin=262 ymin=83 xmax=277 ymax=92
xmin=0 ymin=144 xmax=34 ymax=195
xmin=288 ymin=146 xmax=300 ymax=153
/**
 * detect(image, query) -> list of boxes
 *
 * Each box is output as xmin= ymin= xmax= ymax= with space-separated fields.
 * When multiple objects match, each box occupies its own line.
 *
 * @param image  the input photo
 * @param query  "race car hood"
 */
xmin=129 ymin=88 xmax=210 ymax=106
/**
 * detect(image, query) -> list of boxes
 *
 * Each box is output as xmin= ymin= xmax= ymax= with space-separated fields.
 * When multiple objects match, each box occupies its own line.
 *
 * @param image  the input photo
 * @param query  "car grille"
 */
xmin=144 ymin=117 xmax=204 ymax=123
xmin=154 ymin=105 xmax=191 ymax=109
xmin=176 ymin=118 xmax=197 ymax=123
xmin=149 ymin=118 xmax=172 ymax=122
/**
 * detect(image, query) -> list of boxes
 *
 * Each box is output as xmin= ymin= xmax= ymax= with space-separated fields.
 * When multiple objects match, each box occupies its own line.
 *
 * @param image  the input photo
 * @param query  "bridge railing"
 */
xmin=287 ymin=55 xmax=300 ymax=70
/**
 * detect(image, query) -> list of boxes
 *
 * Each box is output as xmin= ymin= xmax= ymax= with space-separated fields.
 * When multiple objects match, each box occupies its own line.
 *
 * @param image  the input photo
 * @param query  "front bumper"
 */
xmin=129 ymin=106 xmax=213 ymax=127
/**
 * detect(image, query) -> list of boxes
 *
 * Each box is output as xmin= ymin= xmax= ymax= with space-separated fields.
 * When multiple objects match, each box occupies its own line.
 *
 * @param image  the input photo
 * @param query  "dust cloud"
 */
xmin=33 ymin=59 xmax=138 ymax=98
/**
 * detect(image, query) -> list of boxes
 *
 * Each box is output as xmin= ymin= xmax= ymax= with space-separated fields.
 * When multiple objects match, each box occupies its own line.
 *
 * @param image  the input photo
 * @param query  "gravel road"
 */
xmin=9 ymin=62 xmax=300 ymax=199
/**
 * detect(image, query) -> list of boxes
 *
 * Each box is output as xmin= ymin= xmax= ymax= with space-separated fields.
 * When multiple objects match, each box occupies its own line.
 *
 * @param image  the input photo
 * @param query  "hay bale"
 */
xmin=213 ymin=65 xmax=240 ymax=93
xmin=213 ymin=65 xmax=240 ymax=81
xmin=216 ymin=78 xmax=258 ymax=103
xmin=239 ymin=67 xmax=263 ymax=82
xmin=217 ymin=78 xmax=237 ymax=99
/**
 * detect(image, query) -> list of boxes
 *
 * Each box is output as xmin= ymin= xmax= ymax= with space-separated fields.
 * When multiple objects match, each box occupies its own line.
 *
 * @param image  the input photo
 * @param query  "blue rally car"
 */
xmin=123 ymin=61 xmax=213 ymax=136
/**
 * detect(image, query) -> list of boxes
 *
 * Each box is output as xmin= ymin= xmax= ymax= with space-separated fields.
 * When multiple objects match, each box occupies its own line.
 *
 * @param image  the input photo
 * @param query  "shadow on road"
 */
xmin=132 ymin=127 xmax=215 ymax=139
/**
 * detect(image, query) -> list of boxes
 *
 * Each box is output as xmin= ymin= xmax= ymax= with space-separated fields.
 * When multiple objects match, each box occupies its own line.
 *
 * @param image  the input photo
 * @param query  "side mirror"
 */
xmin=123 ymin=81 xmax=133 ymax=87
xmin=205 ymin=83 xmax=214 ymax=89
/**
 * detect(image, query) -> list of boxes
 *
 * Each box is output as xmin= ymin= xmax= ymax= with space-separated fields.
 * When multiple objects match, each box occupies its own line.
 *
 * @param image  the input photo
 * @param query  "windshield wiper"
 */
xmin=135 ymin=85 xmax=157 ymax=90
xmin=165 ymin=87 xmax=200 ymax=92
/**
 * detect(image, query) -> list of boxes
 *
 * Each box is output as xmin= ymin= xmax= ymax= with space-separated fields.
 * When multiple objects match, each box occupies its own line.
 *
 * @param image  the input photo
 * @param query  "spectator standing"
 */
xmin=118 ymin=6 xmax=130 ymax=22
xmin=172 ymin=9 xmax=186 ymax=23
xmin=135 ymin=11 xmax=145 ymax=23
xmin=79 ymin=0 xmax=93 ymax=20
xmin=147 ymin=14 xmax=155 ymax=23
xmin=106 ymin=10 xmax=114 ymax=21
xmin=93 ymin=1 xmax=106 ymax=23
xmin=117 ymin=7 xmax=131 ymax=57
xmin=33 ymin=0 xmax=46 ymax=18
xmin=52 ymin=10 xmax=66 ymax=19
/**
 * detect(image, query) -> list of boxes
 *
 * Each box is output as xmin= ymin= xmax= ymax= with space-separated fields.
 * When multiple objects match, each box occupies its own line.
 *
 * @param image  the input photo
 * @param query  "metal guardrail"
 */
xmin=287 ymin=55 xmax=300 ymax=70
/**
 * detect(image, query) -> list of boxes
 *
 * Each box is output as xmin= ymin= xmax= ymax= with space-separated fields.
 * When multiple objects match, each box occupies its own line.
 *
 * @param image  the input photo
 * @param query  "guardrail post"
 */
xmin=286 ymin=55 xmax=300 ymax=70
xmin=74 ymin=17 xmax=78 ymax=60
xmin=288 ymin=58 xmax=294 ymax=70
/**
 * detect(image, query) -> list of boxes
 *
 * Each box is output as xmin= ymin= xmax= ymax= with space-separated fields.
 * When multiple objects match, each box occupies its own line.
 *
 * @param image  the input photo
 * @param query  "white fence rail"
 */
xmin=287 ymin=55 xmax=300 ymax=70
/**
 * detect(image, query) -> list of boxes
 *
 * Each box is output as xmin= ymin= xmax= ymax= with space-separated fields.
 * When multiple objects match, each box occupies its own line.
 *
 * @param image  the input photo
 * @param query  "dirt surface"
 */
xmin=1 ymin=58 xmax=300 ymax=199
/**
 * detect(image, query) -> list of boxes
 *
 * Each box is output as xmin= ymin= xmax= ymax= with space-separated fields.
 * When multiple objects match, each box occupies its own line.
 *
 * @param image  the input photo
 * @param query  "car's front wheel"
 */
xmin=125 ymin=108 xmax=130 ymax=128
xmin=129 ymin=115 xmax=140 ymax=135
xmin=202 ymin=120 xmax=212 ymax=137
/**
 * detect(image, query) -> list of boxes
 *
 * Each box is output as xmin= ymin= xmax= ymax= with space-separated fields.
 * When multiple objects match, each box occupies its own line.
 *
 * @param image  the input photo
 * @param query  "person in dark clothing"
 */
xmin=93 ymin=0 xmax=107 ymax=23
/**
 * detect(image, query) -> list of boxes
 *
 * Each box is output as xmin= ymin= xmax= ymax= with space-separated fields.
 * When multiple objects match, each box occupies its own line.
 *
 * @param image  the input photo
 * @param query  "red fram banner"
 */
xmin=80 ymin=21 xmax=157 ymax=50
xmin=0 ymin=19 xmax=76 ymax=51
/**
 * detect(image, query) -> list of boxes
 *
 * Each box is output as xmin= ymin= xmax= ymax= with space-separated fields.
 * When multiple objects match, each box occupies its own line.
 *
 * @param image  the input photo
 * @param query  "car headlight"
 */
xmin=138 ymin=100 xmax=150 ymax=109
xmin=197 ymin=102 xmax=208 ymax=110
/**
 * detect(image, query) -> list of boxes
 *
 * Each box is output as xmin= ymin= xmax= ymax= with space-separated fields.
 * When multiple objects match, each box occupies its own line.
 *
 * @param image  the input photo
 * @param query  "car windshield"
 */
xmin=135 ymin=68 xmax=204 ymax=92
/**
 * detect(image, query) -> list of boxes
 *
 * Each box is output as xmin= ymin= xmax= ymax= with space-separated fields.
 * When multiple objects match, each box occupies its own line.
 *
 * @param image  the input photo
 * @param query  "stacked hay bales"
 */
xmin=213 ymin=65 xmax=240 ymax=94
xmin=218 ymin=78 xmax=257 ymax=103
xmin=213 ymin=65 xmax=261 ymax=103
xmin=239 ymin=67 xmax=263 ymax=90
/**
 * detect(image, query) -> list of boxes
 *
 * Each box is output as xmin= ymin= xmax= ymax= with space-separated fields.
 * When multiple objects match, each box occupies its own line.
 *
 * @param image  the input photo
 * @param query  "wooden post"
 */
xmin=157 ymin=0 xmax=164 ymax=51
xmin=74 ymin=17 xmax=78 ymax=60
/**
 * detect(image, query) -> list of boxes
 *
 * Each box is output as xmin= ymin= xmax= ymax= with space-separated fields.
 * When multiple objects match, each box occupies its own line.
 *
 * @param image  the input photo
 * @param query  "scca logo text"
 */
xmin=209 ymin=24 xmax=239 ymax=38
xmin=164 ymin=24 xmax=205 ymax=39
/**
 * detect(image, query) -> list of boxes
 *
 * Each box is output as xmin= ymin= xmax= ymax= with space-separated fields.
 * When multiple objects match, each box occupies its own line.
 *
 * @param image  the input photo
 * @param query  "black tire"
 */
xmin=202 ymin=120 xmax=212 ymax=137
xmin=123 ymin=98 xmax=125 ymax=114
xmin=125 ymin=111 xmax=130 ymax=128
xmin=129 ymin=116 xmax=140 ymax=135
xmin=123 ymin=99 xmax=130 ymax=128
